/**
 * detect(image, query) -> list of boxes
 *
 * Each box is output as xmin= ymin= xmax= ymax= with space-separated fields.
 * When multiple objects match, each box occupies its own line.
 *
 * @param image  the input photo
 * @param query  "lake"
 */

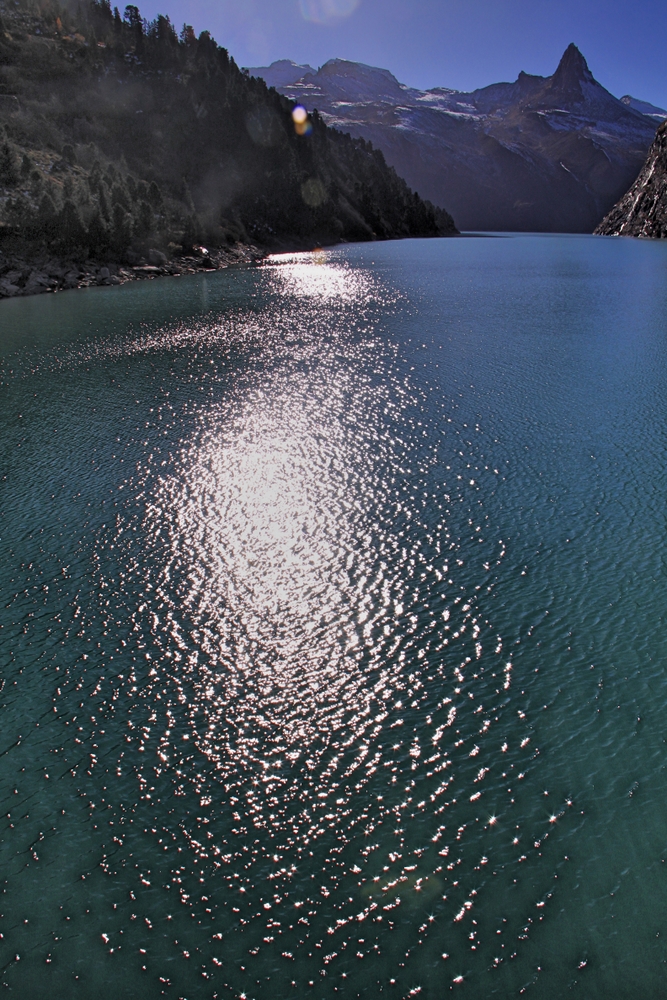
xmin=2 ymin=234 xmax=667 ymax=999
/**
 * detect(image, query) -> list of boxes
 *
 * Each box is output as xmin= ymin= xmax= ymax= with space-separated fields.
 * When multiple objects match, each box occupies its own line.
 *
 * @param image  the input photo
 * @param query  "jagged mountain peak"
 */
xmin=517 ymin=70 xmax=545 ymax=83
xmin=550 ymin=43 xmax=595 ymax=95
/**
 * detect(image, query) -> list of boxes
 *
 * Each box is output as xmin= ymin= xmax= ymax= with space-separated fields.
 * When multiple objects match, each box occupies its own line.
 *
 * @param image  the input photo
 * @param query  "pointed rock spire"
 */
xmin=551 ymin=43 xmax=594 ymax=93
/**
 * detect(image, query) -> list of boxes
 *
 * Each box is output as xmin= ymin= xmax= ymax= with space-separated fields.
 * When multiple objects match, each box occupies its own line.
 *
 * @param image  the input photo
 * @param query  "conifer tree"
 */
xmin=87 ymin=209 xmax=110 ymax=254
xmin=134 ymin=199 xmax=153 ymax=238
xmin=59 ymin=200 xmax=86 ymax=249
xmin=98 ymin=186 xmax=111 ymax=222
xmin=0 ymin=140 xmax=18 ymax=187
xmin=38 ymin=191 xmax=58 ymax=227
xmin=111 ymin=202 xmax=132 ymax=254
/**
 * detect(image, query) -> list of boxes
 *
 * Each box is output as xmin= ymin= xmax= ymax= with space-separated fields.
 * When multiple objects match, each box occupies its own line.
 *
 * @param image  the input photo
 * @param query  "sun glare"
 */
xmin=299 ymin=0 xmax=361 ymax=25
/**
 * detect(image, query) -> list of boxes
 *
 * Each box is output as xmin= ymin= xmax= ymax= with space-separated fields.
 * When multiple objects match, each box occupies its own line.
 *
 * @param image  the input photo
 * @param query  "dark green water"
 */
xmin=2 ymin=234 xmax=667 ymax=1000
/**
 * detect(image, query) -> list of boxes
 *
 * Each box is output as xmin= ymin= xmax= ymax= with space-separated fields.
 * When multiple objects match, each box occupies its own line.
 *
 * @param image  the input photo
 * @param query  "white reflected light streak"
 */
xmin=144 ymin=257 xmax=404 ymax=784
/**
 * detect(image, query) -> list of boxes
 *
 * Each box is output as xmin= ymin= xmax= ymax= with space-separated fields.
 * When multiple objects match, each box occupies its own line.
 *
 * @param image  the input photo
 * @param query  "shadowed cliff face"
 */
xmin=596 ymin=122 xmax=667 ymax=237
xmin=250 ymin=45 xmax=659 ymax=233
xmin=547 ymin=41 xmax=595 ymax=100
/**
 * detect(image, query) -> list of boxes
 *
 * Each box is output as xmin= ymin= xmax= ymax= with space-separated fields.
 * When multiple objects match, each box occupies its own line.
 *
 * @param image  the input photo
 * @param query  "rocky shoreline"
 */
xmin=0 ymin=243 xmax=266 ymax=300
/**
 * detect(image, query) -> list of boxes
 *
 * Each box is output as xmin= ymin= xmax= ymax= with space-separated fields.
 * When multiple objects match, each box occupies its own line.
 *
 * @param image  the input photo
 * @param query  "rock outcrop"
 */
xmin=595 ymin=122 xmax=667 ymax=237
xmin=0 ymin=244 xmax=265 ymax=298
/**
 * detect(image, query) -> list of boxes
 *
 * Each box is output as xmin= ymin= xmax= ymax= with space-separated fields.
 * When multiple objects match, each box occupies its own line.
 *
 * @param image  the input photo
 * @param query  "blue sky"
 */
xmin=136 ymin=0 xmax=667 ymax=107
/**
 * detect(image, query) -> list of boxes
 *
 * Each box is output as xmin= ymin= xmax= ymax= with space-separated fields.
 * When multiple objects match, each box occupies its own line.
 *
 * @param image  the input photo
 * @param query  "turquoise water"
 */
xmin=2 ymin=234 xmax=667 ymax=1000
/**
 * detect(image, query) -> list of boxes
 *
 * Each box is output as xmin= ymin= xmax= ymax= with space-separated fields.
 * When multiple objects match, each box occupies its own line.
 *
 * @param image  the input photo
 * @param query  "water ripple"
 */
xmin=2 ymin=238 xmax=667 ymax=998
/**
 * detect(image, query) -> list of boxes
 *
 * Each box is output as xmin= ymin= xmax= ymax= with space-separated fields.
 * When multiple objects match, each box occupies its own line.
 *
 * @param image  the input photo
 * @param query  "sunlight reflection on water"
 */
xmin=3 ymin=236 xmax=667 ymax=999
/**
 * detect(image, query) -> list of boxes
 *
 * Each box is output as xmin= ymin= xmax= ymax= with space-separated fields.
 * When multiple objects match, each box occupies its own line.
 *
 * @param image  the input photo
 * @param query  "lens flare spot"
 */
xmin=292 ymin=105 xmax=313 ymax=136
xmin=299 ymin=0 xmax=361 ymax=24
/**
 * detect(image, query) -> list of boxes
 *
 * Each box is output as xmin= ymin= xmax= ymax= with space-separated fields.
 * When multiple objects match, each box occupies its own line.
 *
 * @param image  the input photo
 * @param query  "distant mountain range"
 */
xmin=620 ymin=95 xmax=667 ymax=122
xmin=248 ymin=47 xmax=666 ymax=233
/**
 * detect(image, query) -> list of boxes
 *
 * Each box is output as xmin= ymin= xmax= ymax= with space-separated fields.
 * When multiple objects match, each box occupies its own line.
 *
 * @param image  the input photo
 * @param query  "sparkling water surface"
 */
xmin=2 ymin=234 xmax=667 ymax=999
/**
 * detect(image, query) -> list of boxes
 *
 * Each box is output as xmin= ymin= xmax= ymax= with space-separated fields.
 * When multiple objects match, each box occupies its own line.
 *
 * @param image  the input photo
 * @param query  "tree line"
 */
xmin=0 ymin=0 xmax=456 ymax=260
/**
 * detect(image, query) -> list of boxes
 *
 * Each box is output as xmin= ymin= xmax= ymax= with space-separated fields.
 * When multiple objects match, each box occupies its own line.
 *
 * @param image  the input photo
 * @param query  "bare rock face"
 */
xmin=23 ymin=271 xmax=51 ymax=295
xmin=595 ymin=122 xmax=667 ymax=237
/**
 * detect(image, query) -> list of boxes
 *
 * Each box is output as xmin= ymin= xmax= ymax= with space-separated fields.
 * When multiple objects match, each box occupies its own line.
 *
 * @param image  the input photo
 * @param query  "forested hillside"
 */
xmin=0 ymin=0 xmax=455 ymax=277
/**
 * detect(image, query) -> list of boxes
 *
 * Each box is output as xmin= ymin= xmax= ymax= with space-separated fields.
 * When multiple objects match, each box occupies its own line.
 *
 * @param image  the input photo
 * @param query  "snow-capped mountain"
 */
xmin=620 ymin=95 xmax=667 ymax=122
xmin=248 ymin=45 xmax=660 ymax=232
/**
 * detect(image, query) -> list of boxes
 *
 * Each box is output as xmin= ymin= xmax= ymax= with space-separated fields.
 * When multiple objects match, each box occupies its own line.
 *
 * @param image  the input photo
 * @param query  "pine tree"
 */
xmin=134 ymin=199 xmax=153 ymax=238
xmin=123 ymin=5 xmax=142 ymax=32
xmin=6 ymin=194 xmax=33 ymax=227
xmin=182 ymin=213 xmax=201 ymax=250
xmin=98 ymin=186 xmax=111 ymax=221
xmin=110 ymin=202 xmax=132 ymax=254
xmin=38 ymin=191 xmax=58 ymax=226
xmin=111 ymin=182 xmax=130 ymax=210
xmin=58 ymin=200 xmax=86 ymax=249
xmin=87 ymin=209 xmax=110 ymax=254
xmin=0 ymin=141 xmax=18 ymax=187
xmin=147 ymin=180 xmax=163 ymax=208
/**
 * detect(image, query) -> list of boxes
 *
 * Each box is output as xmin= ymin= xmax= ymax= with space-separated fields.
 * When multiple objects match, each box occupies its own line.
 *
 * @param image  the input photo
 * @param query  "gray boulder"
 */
xmin=148 ymin=248 xmax=167 ymax=266
xmin=22 ymin=271 xmax=53 ymax=296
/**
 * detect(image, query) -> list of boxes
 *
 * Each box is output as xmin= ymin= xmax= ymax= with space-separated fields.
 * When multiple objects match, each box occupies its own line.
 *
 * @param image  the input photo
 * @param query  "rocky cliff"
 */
xmin=595 ymin=122 xmax=667 ymax=237
xmin=250 ymin=45 xmax=660 ymax=233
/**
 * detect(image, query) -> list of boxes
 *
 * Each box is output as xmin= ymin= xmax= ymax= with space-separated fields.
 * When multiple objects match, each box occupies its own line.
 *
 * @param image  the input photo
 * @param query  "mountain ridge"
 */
xmin=620 ymin=95 xmax=667 ymax=121
xmin=249 ymin=46 xmax=660 ymax=232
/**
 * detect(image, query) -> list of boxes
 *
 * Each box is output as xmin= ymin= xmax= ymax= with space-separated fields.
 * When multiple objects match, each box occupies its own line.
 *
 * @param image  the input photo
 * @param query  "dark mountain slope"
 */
xmin=251 ymin=45 xmax=658 ymax=233
xmin=0 ymin=0 xmax=455 ymax=288
xmin=595 ymin=122 xmax=667 ymax=237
